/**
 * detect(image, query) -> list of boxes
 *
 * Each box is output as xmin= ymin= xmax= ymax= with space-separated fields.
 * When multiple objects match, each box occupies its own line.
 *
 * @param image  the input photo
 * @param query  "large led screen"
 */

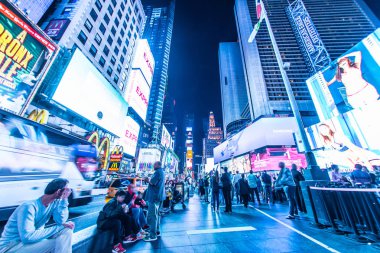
xmin=131 ymin=39 xmax=155 ymax=86
xmin=161 ymin=124 xmax=171 ymax=149
xmin=220 ymin=154 xmax=251 ymax=174
xmin=137 ymin=148 xmax=161 ymax=173
xmin=115 ymin=116 xmax=140 ymax=157
xmin=250 ymin=147 xmax=307 ymax=172
xmin=124 ymin=70 xmax=150 ymax=121
xmin=0 ymin=2 xmax=57 ymax=115
xmin=52 ymin=49 xmax=129 ymax=136
xmin=306 ymin=28 xmax=380 ymax=122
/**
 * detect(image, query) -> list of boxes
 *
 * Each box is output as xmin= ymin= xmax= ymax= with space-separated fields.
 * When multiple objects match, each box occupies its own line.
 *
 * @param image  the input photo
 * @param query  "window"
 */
xmin=120 ymin=29 xmax=125 ymax=37
xmin=95 ymin=33 xmax=102 ymax=45
xmin=120 ymin=55 xmax=125 ymax=64
xmin=111 ymin=0 xmax=117 ymax=7
xmin=107 ymin=66 xmax=113 ymax=76
xmin=61 ymin=7 xmax=73 ymax=15
xmin=84 ymin=19 xmax=93 ymax=32
xmin=89 ymin=45 xmax=97 ymax=57
xmin=138 ymin=15 xmax=142 ymax=23
xmin=117 ymin=64 xmax=122 ymax=73
xmin=115 ymin=18 xmax=119 ymax=27
xmin=136 ymin=26 xmax=139 ymax=34
xmin=95 ymin=0 xmax=102 ymax=11
xmin=68 ymin=0 xmax=78 ymax=3
xmin=108 ymin=5 xmax=114 ymax=15
xmin=119 ymin=81 xmax=125 ymax=91
xmin=134 ymin=5 xmax=139 ymax=14
xmin=113 ymin=75 xmax=119 ymax=84
xmin=122 ymin=47 xmax=127 ymax=54
xmin=107 ymin=35 xmax=113 ymax=45
xmin=121 ymin=3 xmax=125 ymax=10
xmin=133 ymin=33 xmax=137 ymax=39
xmin=77 ymin=31 xmax=87 ymax=45
xmin=99 ymin=56 xmax=106 ymax=67
xmin=103 ymin=14 xmax=110 ymax=24
xmin=103 ymin=45 xmax=110 ymax=56
xmin=90 ymin=9 xmax=98 ymax=21
xmin=111 ymin=27 xmax=116 ymax=36
xmin=126 ymin=14 xmax=130 ymax=22
xmin=123 ymin=21 xmax=127 ymax=29
xmin=114 ymin=47 xmax=119 ymax=55
xmin=128 ymin=7 xmax=132 ymax=15
xmin=128 ymin=31 xmax=132 ymax=38
xmin=99 ymin=23 xmax=106 ymax=34
xmin=111 ymin=56 xmax=116 ymax=65
xmin=129 ymin=24 xmax=134 ymax=32
xmin=125 ymin=39 xmax=129 ymax=46
xmin=117 ymin=38 xmax=122 ymax=46
xmin=132 ymin=17 xmax=136 ymax=24
xmin=117 ymin=10 xmax=122 ymax=19
xmin=121 ymin=72 xmax=127 ymax=81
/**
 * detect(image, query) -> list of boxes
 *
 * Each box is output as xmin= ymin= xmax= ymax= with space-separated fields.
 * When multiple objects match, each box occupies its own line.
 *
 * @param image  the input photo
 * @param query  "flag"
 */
xmin=248 ymin=0 xmax=266 ymax=43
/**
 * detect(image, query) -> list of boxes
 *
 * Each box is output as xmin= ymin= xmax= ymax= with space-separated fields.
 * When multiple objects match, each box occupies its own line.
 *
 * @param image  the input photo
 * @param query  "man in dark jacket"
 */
xmin=239 ymin=174 xmax=250 ymax=208
xmin=144 ymin=161 xmax=165 ymax=242
xmin=97 ymin=191 xmax=133 ymax=253
xmin=291 ymin=164 xmax=306 ymax=213
xmin=221 ymin=167 xmax=232 ymax=213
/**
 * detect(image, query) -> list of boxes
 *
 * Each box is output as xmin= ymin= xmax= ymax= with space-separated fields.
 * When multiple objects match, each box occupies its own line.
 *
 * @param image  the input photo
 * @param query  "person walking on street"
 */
xmin=0 ymin=178 xmax=74 ymax=253
xmin=144 ymin=161 xmax=166 ymax=242
xmin=261 ymin=171 xmax=272 ymax=204
xmin=211 ymin=170 xmax=220 ymax=212
xmin=221 ymin=167 xmax=233 ymax=213
xmin=239 ymin=174 xmax=250 ymax=208
xmin=291 ymin=164 xmax=306 ymax=213
xmin=277 ymin=162 xmax=298 ymax=219
xmin=204 ymin=175 xmax=210 ymax=203
xmin=232 ymin=171 xmax=241 ymax=204
xmin=247 ymin=170 xmax=261 ymax=205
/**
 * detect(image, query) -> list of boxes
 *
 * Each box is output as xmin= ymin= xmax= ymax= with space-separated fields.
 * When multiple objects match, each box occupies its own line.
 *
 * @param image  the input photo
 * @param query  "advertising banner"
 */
xmin=52 ymin=49 xmax=129 ymax=136
xmin=44 ymin=19 xmax=71 ymax=40
xmin=124 ymin=69 xmax=150 ymax=121
xmin=0 ymin=1 xmax=57 ymax=115
xmin=306 ymin=29 xmax=380 ymax=122
xmin=137 ymin=148 xmax=161 ymax=173
xmin=163 ymin=149 xmax=179 ymax=174
xmin=108 ymin=145 xmax=123 ymax=172
xmin=161 ymin=124 xmax=171 ymax=149
xmin=220 ymin=154 xmax=251 ymax=174
xmin=131 ymin=39 xmax=155 ymax=86
xmin=116 ymin=116 xmax=140 ymax=157
xmin=250 ymin=147 xmax=307 ymax=172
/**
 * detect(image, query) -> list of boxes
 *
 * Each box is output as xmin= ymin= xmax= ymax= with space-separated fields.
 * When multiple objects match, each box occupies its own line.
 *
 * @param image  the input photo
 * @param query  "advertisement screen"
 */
xmin=220 ymin=154 xmax=251 ymax=173
xmin=305 ymin=29 xmax=380 ymax=172
xmin=53 ymin=49 xmax=129 ymax=136
xmin=124 ymin=69 xmax=150 ymax=121
xmin=137 ymin=148 xmax=161 ymax=173
xmin=0 ymin=2 xmax=57 ymax=115
xmin=161 ymin=124 xmax=171 ymax=149
xmin=306 ymin=29 xmax=380 ymax=122
xmin=44 ymin=19 xmax=71 ymax=40
xmin=115 ymin=116 xmax=140 ymax=157
xmin=163 ymin=150 xmax=179 ymax=174
xmin=250 ymin=147 xmax=307 ymax=172
xmin=131 ymin=39 xmax=154 ymax=86
xmin=214 ymin=117 xmax=299 ymax=163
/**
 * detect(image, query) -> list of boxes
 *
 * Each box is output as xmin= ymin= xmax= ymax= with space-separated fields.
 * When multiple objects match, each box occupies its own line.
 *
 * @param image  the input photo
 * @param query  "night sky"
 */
xmin=168 ymin=0 xmax=380 ymax=156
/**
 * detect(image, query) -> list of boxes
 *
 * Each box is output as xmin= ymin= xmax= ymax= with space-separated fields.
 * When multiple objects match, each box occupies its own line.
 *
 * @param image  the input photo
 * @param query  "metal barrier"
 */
xmin=309 ymin=186 xmax=380 ymax=241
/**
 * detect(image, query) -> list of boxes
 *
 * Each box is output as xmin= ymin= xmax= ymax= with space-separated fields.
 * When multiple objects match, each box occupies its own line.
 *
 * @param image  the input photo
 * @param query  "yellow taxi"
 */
xmin=105 ymin=177 xmax=148 ymax=203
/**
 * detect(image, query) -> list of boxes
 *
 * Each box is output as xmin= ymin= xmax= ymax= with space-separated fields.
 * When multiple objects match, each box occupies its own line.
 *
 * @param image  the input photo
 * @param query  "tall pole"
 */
xmin=263 ymin=6 xmax=317 ymax=169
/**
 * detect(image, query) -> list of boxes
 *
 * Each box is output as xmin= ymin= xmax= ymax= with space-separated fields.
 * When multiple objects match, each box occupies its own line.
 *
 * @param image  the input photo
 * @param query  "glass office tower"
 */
xmin=142 ymin=0 xmax=175 ymax=143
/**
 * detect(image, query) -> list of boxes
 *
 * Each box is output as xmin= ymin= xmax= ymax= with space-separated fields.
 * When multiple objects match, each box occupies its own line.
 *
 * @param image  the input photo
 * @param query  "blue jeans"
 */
xmin=284 ymin=186 xmax=297 ymax=216
xmin=147 ymin=201 xmax=161 ymax=237
xmin=132 ymin=208 xmax=147 ymax=229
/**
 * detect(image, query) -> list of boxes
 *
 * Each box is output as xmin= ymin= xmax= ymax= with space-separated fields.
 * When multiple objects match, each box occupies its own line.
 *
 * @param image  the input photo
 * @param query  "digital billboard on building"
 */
xmin=115 ymin=116 xmax=140 ymax=157
xmin=132 ymin=39 xmax=155 ymax=86
xmin=137 ymin=148 xmax=161 ymax=174
xmin=161 ymin=124 xmax=171 ymax=149
xmin=52 ymin=49 xmax=129 ymax=136
xmin=124 ymin=69 xmax=150 ymax=121
xmin=44 ymin=19 xmax=71 ymax=40
xmin=305 ymin=29 xmax=380 ymax=171
xmin=0 ymin=1 xmax=57 ymax=115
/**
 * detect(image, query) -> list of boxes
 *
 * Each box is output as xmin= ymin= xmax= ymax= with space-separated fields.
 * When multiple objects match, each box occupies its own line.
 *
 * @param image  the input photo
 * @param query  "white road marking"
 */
xmin=250 ymin=206 xmax=340 ymax=253
xmin=187 ymin=226 xmax=256 ymax=235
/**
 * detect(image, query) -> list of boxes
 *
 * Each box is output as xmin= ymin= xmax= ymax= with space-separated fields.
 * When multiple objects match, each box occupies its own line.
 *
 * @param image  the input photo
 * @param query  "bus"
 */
xmin=0 ymin=109 xmax=98 ymax=220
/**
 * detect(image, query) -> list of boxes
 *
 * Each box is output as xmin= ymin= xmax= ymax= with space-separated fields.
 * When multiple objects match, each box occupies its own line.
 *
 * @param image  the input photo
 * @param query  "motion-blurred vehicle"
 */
xmin=0 ymin=109 xmax=98 ymax=221
xmin=105 ymin=177 xmax=148 ymax=203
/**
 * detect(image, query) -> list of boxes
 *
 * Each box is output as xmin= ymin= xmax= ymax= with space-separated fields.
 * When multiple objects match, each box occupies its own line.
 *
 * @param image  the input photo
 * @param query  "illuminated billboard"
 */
xmin=137 ymin=148 xmax=161 ymax=173
xmin=161 ymin=124 xmax=171 ymax=149
xmin=0 ymin=1 xmax=57 ymax=115
xmin=44 ymin=19 xmax=71 ymax=40
xmin=306 ymin=29 xmax=380 ymax=122
xmin=221 ymin=154 xmax=251 ymax=174
xmin=250 ymin=147 xmax=307 ymax=172
xmin=305 ymin=29 xmax=380 ymax=171
xmin=52 ymin=49 xmax=129 ymax=136
xmin=124 ymin=69 xmax=150 ymax=121
xmin=131 ymin=39 xmax=155 ymax=86
xmin=115 ymin=116 xmax=140 ymax=157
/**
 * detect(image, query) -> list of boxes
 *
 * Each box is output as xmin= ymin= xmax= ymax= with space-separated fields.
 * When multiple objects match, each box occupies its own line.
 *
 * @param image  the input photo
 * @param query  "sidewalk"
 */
xmin=74 ymin=196 xmax=380 ymax=253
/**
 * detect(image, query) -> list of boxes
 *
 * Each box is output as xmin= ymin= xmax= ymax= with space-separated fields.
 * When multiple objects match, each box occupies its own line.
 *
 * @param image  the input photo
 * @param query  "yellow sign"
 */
xmin=108 ymin=145 xmax=123 ymax=172
xmin=87 ymin=131 xmax=110 ymax=170
xmin=186 ymin=150 xmax=193 ymax=159
xmin=27 ymin=109 xmax=49 ymax=124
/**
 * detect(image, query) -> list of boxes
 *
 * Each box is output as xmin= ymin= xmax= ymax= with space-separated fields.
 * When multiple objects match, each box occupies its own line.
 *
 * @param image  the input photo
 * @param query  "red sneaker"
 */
xmin=112 ymin=243 xmax=126 ymax=253
xmin=123 ymin=235 xmax=138 ymax=244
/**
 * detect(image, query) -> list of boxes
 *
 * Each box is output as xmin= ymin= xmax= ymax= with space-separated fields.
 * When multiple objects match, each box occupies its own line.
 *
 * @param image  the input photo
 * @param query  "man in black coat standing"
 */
xmin=220 ymin=167 xmax=232 ymax=213
xmin=239 ymin=174 xmax=250 ymax=208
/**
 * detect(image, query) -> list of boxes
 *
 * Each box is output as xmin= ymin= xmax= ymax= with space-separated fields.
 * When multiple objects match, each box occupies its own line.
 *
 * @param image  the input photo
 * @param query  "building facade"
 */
xmin=218 ymin=42 xmax=249 ymax=137
xmin=41 ymin=0 xmax=146 ymax=93
xmin=235 ymin=0 xmax=378 ymax=126
xmin=205 ymin=112 xmax=223 ymax=158
xmin=142 ymin=0 xmax=175 ymax=143
xmin=11 ymin=0 xmax=54 ymax=24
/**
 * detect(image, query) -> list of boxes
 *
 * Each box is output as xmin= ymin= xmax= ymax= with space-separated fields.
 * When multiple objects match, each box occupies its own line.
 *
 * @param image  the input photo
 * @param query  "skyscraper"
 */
xmin=235 ymin=0 xmax=378 ymax=125
xmin=142 ymin=0 xmax=175 ymax=143
xmin=218 ymin=42 xmax=249 ymax=137
xmin=41 ymin=0 xmax=146 ymax=93
xmin=205 ymin=112 xmax=223 ymax=158
xmin=11 ymin=0 xmax=54 ymax=24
